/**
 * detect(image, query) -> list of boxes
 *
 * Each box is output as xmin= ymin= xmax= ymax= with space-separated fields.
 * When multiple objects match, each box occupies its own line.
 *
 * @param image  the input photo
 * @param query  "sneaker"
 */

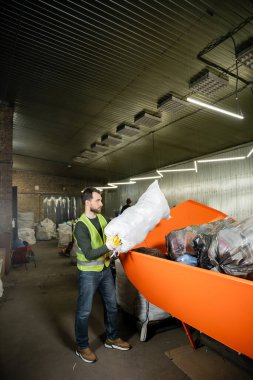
xmin=104 ymin=338 xmax=131 ymax=351
xmin=76 ymin=347 xmax=97 ymax=363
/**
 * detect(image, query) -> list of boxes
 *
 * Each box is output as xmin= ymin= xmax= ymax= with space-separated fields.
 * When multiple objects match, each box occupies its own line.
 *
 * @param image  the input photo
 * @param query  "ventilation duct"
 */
xmin=189 ymin=68 xmax=229 ymax=95
xmin=91 ymin=142 xmax=109 ymax=152
xmin=73 ymin=156 xmax=88 ymax=164
xmin=101 ymin=133 xmax=122 ymax=146
xmin=80 ymin=149 xmax=98 ymax=157
xmin=237 ymin=39 xmax=253 ymax=69
xmin=157 ymin=94 xmax=187 ymax=112
xmin=134 ymin=111 xmax=161 ymax=127
xmin=116 ymin=123 xmax=140 ymax=136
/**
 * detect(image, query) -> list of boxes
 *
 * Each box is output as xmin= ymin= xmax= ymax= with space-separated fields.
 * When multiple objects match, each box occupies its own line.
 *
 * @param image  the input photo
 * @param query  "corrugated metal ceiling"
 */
xmin=0 ymin=0 xmax=253 ymax=184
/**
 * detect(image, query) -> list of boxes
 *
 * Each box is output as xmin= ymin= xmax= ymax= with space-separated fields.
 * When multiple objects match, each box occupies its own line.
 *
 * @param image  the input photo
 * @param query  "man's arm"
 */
xmin=74 ymin=221 xmax=110 ymax=261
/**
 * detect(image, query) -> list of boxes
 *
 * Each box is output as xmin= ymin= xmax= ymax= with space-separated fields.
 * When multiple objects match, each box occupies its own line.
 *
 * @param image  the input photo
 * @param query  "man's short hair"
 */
xmin=81 ymin=187 xmax=101 ymax=204
xmin=126 ymin=198 xmax=132 ymax=205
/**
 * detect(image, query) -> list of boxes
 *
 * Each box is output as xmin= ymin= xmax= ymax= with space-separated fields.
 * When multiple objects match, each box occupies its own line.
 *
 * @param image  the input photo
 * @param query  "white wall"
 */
xmin=104 ymin=142 xmax=253 ymax=221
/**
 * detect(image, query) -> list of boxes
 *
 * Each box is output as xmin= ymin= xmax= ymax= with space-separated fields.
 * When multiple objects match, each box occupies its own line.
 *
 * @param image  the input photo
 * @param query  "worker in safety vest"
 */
xmin=74 ymin=187 xmax=131 ymax=363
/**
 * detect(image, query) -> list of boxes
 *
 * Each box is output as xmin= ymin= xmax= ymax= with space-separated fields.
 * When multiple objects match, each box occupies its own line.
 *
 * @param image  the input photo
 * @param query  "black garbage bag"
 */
xmin=166 ymin=217 xmax=235 ymax=261
xmin=166 ymin=228 xmax=198 ymax=261
xmin=192 ymin=234 xmax=214 ymax=270
xmin=208 ymin=216 xmax=253 ymax=278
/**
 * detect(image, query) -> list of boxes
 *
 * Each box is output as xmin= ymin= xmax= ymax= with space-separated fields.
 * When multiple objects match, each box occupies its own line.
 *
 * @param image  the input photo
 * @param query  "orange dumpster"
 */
xmin=120 ymin=200 xmax=253 ymax=359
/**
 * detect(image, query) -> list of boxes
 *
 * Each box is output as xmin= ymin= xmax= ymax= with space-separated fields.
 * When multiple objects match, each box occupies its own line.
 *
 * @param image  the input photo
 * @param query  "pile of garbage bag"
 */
xmin=166 ymin=216 xmax=253 ymax=279
xmin=166 ymin=218 xmax=234 ymax=261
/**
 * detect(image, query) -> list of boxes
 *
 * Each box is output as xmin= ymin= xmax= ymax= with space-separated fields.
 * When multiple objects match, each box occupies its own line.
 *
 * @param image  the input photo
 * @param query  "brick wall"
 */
xmin=12 ymin=170 xmax=87 ymax=222
xmin=0 ymin=104 xmax=13 ymax=273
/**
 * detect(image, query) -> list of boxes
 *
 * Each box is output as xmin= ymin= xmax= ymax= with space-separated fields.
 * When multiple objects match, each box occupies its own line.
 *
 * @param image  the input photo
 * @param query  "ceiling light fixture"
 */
xmin=237 ymin=39 xmax=253 ymax=69
xmin=197 ymin=156 xmax=246 ymax=163
xmin=134 ymin=111 xmax=161 ymax=127
xmin=189 ymin=68 xmax=229 ymax=94
xmin=91 ymin=142 xmax=109 ymax=152
xmin=187 ymin=97 xmax=244 ymax=119
xmin=247 ymin=147 xmax=253 ymax=158
xmin=157 ymin=168 xmax=196 ymax=174
xmin=101 ymin=133 xmax=122 ymax=146
xmin=96 ymin=185 xmax=118 ymax=190
xmin=130 ymin=175 xmax=162 ymax=181
xmin=116 ymin=123 xmax=140 ymax=136
xmin=156 ymin=161 xmax=197 ymax=174
xmin=157 ymin=94 xmax=187 ymax=113
xmin=108 ymin=181 xmax=136 ymax=186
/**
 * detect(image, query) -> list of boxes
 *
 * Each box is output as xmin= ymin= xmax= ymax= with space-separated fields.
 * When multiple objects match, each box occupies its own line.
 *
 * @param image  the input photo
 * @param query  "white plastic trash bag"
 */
xmin=18 ymin=228 xmax=36 ymax=245
xmin=57 ymin=223 xmax=73 ymax=247
xmin=36 ymin=218 xmax=56 ymax=240
xmin=105 ymin=180 xmax=170 ymax=252
xmin=36 ymin=224 xmax=52 ymax=241
xmin=40 ymin=218 xmax=57 ymax=238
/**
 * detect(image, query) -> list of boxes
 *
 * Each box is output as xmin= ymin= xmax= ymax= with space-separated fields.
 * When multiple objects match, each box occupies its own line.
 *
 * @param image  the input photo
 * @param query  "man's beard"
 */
xmin=90 ymin=207 xmax=101 ymax=214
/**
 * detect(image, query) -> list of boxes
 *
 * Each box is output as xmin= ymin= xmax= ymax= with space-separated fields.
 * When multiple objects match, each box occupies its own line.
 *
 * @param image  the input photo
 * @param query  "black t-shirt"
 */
xmin=74 ymin=215 xmax=110 ymax=260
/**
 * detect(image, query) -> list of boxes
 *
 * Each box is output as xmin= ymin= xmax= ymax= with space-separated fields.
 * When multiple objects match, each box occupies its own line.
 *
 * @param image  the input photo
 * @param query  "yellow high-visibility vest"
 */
xmin=74 ymin=213 xmax=110 ymax=272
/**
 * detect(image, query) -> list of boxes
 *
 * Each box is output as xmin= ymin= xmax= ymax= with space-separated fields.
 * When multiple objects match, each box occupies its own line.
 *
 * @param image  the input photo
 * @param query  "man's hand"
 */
xmin=106 ymin=235 xmax=122 ymax=251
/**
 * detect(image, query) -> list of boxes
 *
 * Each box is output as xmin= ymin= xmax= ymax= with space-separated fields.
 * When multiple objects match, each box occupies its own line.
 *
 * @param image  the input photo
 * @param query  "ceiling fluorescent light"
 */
xmin=116 ymin=123 xmax=140 ymax=136
xmin=157 ymin=94 xmax=187 ymax=113
xmin=108 ymin=181 xmax=136 ymax=186
xmin=157 ymin=161 xmax=197 ymax=175
xmin=96 ymin=185 xmax=118 ymax=190
xmin=91 ymin=142 xmax=109 ymax=152
xmin=130 ymin=175 xmax=162 ymax=181
xmin=189 ymin=68 xmax=229 ymax=95
xmin=187 ymin=97 xmax=244 ymax=119
xmin=237 ymin=39 xmax=253 ymax=69
xmin=134 ymin=111 xmax=161 ymax=127
xmin=194 ymin=161 xmax=198 ymax=173
xmin=73 ymin=156 xmax=88 ymax=164
xmin=157 ymin=168 xmax=196 ymax=174
xmin=197 ymin=156 xmax=246 ymax=163
xmin=247 ymin=147 xmax=253 ymax=158
xmin=80 ymin=149 xmax=98 ymax=157
xmin=101 ymin=133 xmax=122 ymax=146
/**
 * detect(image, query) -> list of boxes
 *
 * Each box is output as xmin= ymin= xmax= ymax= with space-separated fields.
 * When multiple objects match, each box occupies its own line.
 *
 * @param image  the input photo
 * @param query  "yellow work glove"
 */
xmin=112 ymin=235 xmax=121 ymax=247
xmin=106 ymin=235 xmax=122 ymax=251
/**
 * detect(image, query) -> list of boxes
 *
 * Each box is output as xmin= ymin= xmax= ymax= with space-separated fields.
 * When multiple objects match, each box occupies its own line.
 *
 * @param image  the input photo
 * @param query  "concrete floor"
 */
xmin=0 ymin=240 xmax=252 ymax=380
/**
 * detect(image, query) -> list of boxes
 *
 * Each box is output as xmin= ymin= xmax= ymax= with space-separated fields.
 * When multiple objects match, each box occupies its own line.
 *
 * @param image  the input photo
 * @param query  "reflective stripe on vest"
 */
xmin=74 ymin=214 xmax=109 ymax=272
xmin=76 ymin=259 xmax=105 ymax=266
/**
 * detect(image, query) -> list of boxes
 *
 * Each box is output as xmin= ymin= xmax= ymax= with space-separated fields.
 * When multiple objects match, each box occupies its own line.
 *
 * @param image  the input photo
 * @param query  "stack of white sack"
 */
xmin=36 ymin=218 xmax=57 ymax=240
xmin=18 ymin=228 xmax=36 ymax=245
xmin=105 ymin=180 xmax=170 ymax=253
xmin=57 ymin=223 xmax=73 ymax=247
xmin=18 ymin=212 xmax=34 ymax=229
xmin=18 ymin=212 xmax=36 ymax=245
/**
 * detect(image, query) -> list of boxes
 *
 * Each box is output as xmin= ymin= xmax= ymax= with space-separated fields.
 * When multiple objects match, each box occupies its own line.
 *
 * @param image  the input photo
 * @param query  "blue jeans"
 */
xmin=75 ymin=266 xmax=118 ymax=349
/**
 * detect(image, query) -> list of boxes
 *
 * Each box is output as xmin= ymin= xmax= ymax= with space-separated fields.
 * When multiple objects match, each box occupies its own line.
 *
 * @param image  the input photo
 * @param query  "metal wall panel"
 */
xmin=104 ymin=143 xmax=253 ymax=221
